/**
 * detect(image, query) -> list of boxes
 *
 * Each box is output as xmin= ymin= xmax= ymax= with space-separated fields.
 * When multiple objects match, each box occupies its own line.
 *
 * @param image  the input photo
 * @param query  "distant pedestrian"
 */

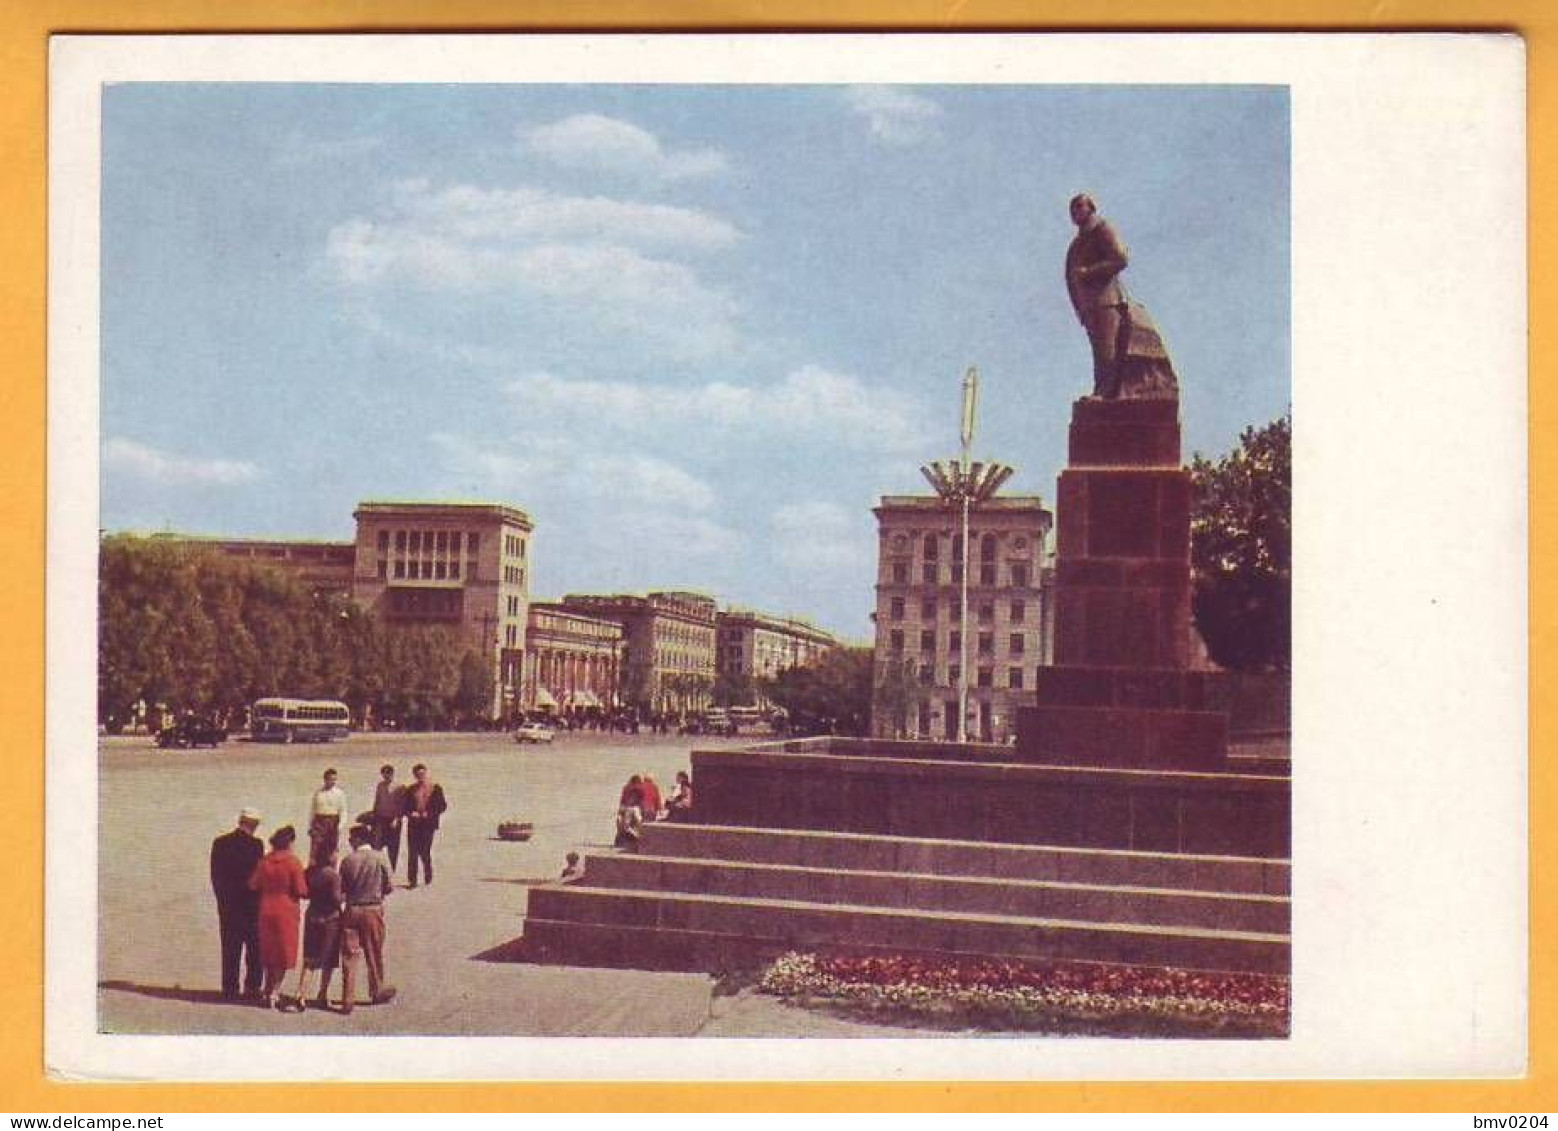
xmin=337 ymin=824 xmax=396 ymax=1013
xmin=560 ymin=851 xmax=585 ymax=881
xmin=403 ymin=763 xmax=448 ymax=888
xmin=248 ymin=825 xmax=308 ymax=1009
xmin=209 ymin=807 xmax=264 ymax=1000
xmin=309 ymin=768 xmax=347 ymax=866
xmin=371 ymin=764 xmax=404 ymax=872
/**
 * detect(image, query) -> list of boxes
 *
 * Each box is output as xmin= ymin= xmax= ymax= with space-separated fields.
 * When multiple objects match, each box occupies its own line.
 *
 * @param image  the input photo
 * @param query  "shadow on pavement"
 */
xmin=99 ymin=980 xmax=248 ymax=1007
xmin=470 ymin=938 xmax=530 ymax=963
xmin=477 ymin=876 xmax=554 ymax=886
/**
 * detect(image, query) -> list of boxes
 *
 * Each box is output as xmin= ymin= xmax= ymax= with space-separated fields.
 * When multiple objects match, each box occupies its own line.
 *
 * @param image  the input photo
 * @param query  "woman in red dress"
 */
xmin=248 ymin=824 xmax=308 ymax=1009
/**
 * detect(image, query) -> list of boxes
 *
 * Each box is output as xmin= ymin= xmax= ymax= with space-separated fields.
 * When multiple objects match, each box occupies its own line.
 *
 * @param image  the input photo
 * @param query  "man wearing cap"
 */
xmin=336 ymin=824 xmax=396 ymax=1013
xmin=308 ymin=767 xmax=347 ymax=866
xmin=209 ymin=808 xmax=264 ymax=999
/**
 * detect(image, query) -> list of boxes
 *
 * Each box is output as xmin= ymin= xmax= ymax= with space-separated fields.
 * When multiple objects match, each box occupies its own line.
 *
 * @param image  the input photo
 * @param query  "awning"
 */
xmin=571 ymin=690 xmax=601 ymax=708
xmin=533 ymin=686 xmax=558 ymax=709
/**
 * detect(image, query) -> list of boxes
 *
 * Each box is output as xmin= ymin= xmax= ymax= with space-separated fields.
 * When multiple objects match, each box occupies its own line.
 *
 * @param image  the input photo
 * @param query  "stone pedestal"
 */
xmin=1017 ymin=397 xmax=1229 ymax=770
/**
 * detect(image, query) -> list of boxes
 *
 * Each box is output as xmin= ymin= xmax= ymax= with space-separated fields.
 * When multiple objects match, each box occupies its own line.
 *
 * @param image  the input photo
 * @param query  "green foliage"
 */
xmin=872 ymin=655 xmax=918 ymax=739
xmin=1189 ymin=412 xmax=1292 ymax=671
xmin=97 ymin=536 xmax=491 ymax=730
xmin=761 ymin=647 xmax=873 ymax=735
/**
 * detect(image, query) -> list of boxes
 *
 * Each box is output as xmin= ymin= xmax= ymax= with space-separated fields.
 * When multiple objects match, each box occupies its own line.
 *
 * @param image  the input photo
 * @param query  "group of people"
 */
xmin=614 ymin=770 xmax=692 ymax=846
xmin=208 ymin=761 xmax=450 ymax=1013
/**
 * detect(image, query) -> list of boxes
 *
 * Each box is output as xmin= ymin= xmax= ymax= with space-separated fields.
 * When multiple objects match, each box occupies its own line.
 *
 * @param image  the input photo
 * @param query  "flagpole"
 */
xmin=958 ymin=367 xmax=976 ymax=743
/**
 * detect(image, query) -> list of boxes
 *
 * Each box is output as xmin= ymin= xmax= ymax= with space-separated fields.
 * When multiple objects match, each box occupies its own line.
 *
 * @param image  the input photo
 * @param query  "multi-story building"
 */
xmin=716 ymin=608 xmax=837 ymax=701
xmin=351 ymin=501 xmax=534 ymax=718
xmin=559 ymin=591 xmax=718 ymax=713
xmin=148 ymin=533 xmax=357 ymax=597
xmin=869 ymin=494 xmax=1054 ymax=743
xmin=522 ymin=602 xmax=624 ymax=714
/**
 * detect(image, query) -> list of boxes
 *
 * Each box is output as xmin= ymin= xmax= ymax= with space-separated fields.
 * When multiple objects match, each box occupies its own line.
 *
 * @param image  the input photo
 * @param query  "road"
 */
xmin=96 ymin=730 xmax=926 ymax=1039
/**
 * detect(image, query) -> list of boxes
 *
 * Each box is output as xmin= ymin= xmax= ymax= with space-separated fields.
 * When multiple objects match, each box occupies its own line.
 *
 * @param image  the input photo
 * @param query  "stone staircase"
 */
xmin=522 ymin=822 xmax=1290 ymax=975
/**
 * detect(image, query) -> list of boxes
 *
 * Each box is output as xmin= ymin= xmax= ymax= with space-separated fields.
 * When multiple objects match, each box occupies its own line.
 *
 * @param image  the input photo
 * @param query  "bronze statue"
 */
xmin=1064 ymin=193 xmax=1178 ymax=400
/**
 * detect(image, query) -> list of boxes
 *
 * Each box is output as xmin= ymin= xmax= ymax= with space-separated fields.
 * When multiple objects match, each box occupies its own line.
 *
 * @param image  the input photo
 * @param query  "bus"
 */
xmin=250 ymin=698 xmax=352 ymax=743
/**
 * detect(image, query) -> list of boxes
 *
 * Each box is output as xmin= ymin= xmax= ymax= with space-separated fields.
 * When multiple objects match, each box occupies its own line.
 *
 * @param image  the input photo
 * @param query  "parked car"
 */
xmin=512 ymin=722 xmax=557 ymax=745
xmin=156 ymin=718 xmax=229 ymax=750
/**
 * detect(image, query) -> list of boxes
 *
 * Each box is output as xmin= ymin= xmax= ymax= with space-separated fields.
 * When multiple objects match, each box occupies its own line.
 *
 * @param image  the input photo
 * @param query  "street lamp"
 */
xmin=920 ymin=367 xmax=1014 ymax=743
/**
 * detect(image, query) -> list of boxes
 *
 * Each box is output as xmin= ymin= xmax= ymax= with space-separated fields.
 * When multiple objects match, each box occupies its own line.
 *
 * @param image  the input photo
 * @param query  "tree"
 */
xmin=453 ymin=648 xmax=495 ymax=722
xmin=1189 ymin=412 xmax=1291 ymax=671
xmin=762 ymin=646 xmax=874 ymax=736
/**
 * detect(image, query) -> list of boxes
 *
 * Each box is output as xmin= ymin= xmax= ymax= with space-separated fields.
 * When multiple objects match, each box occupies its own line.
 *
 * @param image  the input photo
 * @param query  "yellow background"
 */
xmin=3 ymin=1 xmax=1548 ymax=1113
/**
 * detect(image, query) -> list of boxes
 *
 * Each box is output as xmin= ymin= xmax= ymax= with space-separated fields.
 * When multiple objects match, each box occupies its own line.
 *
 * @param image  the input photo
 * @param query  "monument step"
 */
xmin=638 ymin=823 xmax=1290 ymax=896
xmin=523 ymin=885 xmax=1289 ymax=975
xmin=581 ymin=853 xmax=1290 ymax=934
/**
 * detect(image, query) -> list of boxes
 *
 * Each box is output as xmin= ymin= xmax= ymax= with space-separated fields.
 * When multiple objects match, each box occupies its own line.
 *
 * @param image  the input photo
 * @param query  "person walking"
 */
xmin=370 ymin=764 xmax=404 ymax=873
xmin=209 ymin=807 xmax=264 ymax=1000
xmin=336 ymin=824 xmax=396 ymax=1014
xmin=247 ymin=825 xmax=308 ymax=1009
xmin=403 ymin=763 xmax=448 ymax=889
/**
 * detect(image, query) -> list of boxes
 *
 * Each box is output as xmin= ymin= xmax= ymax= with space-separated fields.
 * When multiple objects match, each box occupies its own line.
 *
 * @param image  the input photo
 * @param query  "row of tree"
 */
xmin=98 ymin=537 xmax=493 ymax=733
xmin=98 ymin=412 xmax=1289 ymax=735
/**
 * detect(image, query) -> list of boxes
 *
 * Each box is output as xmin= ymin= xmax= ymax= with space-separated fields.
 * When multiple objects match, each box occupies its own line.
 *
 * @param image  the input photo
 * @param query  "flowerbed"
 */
xmin=757 ymin=952 xmax=1290 ymax=1038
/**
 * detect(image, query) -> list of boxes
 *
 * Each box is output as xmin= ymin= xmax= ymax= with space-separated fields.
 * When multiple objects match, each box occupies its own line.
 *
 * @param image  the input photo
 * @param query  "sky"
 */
xmin=100 ymin=83 xmax=1289 ymax=639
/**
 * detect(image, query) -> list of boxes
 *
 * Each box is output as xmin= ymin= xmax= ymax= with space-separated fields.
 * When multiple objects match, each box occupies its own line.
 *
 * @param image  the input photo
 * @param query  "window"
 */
xmin=1010 ymin=600 xmax=1026 ymax=622
xmin=890 ymin=597 xmax=905 ymax=620
xmin=949 ymin=631 xmax=961 ymax=654
xmin=467 ymin=532 xmax=480 ymax=553
xmin=376 ymin=559 xmax=387 ymax=580
xmin=1010 ymin=563 xmax=1029 ymax=587
xmin=948 ymin=666 xmax=960 ymax=686
xmin=434 ymin=562 xmax=446 ymax=580
xmin=1009 ymin=667 xmax=1025 ymax=689
xmin=978 ymin=632 xmax=994 ymax=656
xmin=393 ymin=560 xmax=405 ymax=579
xmin=921 ymin=598 xmax=936 ymax=619
xmin=949 ymin=600 xmax=961 ymax=621
xmin=395 ymin=530 xmax=407 ymax=552
xmin=981 ymin=533 xmax=997 ymax=561
xmin=951 ymin=561 xmax=964 ymax=583
xmin=920 ymin=629 xmax=936 ymax=652
xmin=410 ymin=531 xmax=421 ymax=554
xmin=918 ymin=665 xmax=934 ymax=685
xmin=977 ymin=667 xmax=993 ymax=688
xmin=450 ymin=561 xmax=460 ymax=579
xmin=978 ymin=602 xmax=994 ymax=623
xmin=892 ymin=563 xmax=909 ymax=584
xmin=1010 ymin=633 xmax=1025 ymax=655
xmin=377 ymin=531 xmax=389 ymax=552
xmin=922 ymin=563 xmax=937 ymax=584
xmin=980 ymin=563 xmax=997 ymax=585
xmin=889 ymin=629 xmax=904 ymax=653
xmin=436 ymin=531 xmax=447 ymax=552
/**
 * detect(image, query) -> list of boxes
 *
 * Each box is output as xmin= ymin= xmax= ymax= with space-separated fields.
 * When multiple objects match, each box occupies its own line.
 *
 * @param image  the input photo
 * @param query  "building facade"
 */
xmin=559 ymin=591 xmax=718 ymax=714
xmin=350 ymin=502 xmax=534 ymax=719
xmin=522 ymin=602 xmax=624 ymax=714
xmin=150 ymin=534 xmax=357 ymax=597
xmin=716 ymin=609 xmax=837 ymax=701
xmin=869 ymin=494 xmax=1054 ymax=743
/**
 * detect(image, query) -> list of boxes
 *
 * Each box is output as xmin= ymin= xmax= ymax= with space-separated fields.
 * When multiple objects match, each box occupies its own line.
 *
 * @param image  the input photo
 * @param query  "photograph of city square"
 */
xmin=87 ymin=72 xmax=1293 ymax=1044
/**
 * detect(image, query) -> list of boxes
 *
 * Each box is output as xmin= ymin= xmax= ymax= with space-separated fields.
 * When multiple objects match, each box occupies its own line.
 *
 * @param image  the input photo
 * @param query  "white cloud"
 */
xmin=522 ymin=113 xmax=729 ymax=182
xmin=844 ymin=86 xmax=944 ymax=146
xmin=325 ymin=179 xmax=742 ymax=359
xmin=506 ymin=364 xmax=932 ymax=455
xmin=102 ymin=438 xmax=262 ymax=486
xmin=431 ymin=433 xmax=715 ymax=512
xmin=771 ymin=500 xmax=870 ymax=573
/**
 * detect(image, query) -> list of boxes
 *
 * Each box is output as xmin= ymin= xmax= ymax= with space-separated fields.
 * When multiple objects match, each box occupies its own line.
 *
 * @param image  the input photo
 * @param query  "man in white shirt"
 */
xmin=309 ymin=767 xmax=347 ymax=865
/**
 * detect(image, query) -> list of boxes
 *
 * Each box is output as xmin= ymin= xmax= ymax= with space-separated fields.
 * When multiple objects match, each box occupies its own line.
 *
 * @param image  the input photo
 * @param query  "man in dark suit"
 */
xmin=403 ymin=763 xmax=448 ymax=889
xmin=209 ymin=808 xmax=264 ymax=999
xmin=1064 ymin=192 xmax=1132 ymax=399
